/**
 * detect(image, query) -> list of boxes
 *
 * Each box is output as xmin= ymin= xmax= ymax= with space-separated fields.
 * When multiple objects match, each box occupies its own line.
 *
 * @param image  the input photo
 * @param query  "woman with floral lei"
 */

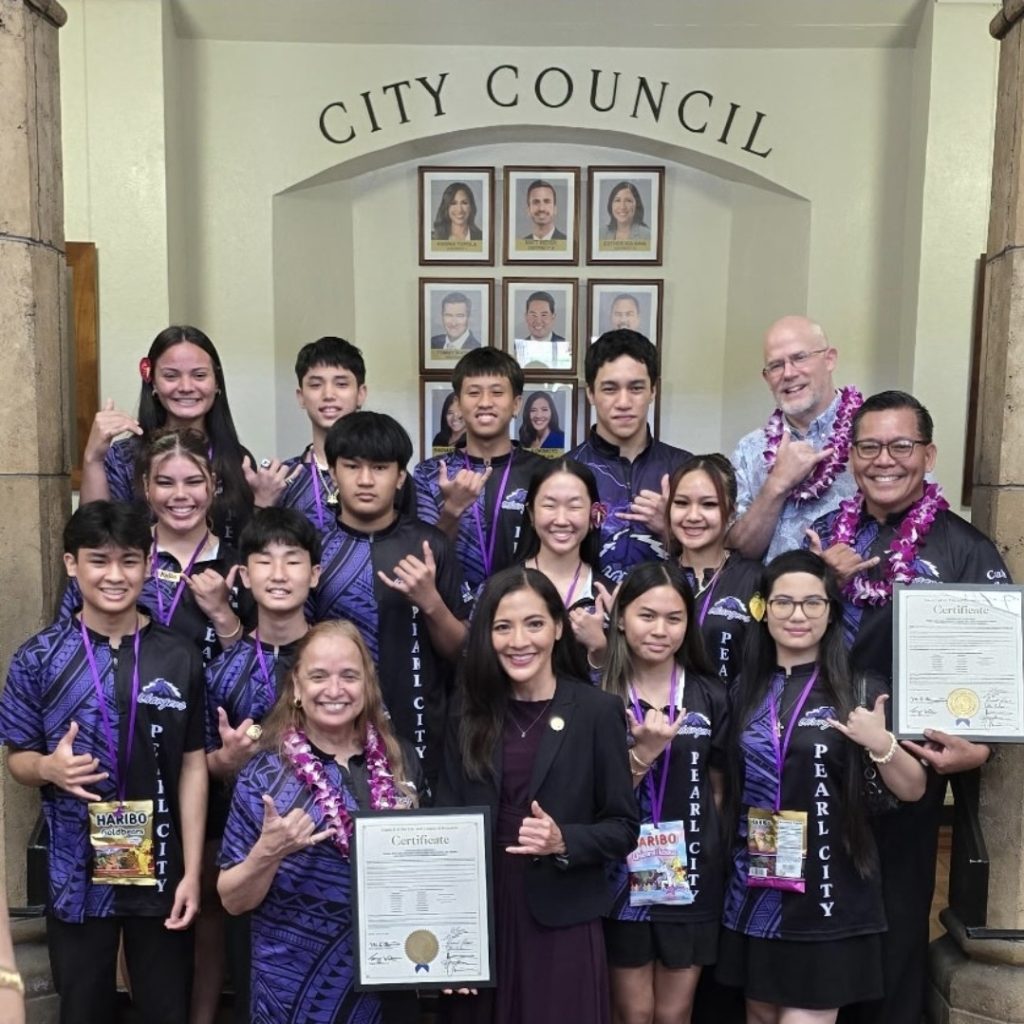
xmin=515 ymin=458 xmax=615 ymax=668
xmin=717 ymin=550 xmax=926 ymax=1023
xmin=438 ymin=567 xmax=638 ymax=1024
xmin=218 ymin=620 xmax=423 ymax=1024
xmin=79 ymin=325 xmax=287 ymax=544
xmin=601 ymin=562 xmax=726 ymax=1024
xmin=666 ymin=453 xmax=763 ymax=689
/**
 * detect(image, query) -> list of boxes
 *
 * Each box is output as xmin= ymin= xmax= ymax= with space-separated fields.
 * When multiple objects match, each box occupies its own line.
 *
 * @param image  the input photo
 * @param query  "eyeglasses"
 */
xmin=850 ymin=439 xmax=927 ymax=461
xmin=761 ymin=349 xmax=829 ymax=380
xmin=767 ymin=596 xmax=829 ymax=619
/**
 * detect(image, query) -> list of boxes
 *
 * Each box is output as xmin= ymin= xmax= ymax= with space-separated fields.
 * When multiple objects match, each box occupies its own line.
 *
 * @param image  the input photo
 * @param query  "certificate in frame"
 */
xmin=351 ymin=807 xmax=496 ymax=990
xmin=892 ymin=583 xmax=1024 ymax=742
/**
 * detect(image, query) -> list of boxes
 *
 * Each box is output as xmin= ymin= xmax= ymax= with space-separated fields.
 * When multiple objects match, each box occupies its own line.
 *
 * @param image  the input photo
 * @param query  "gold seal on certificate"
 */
xmin=946 ymin=688 xmax=980 ymax=720
xmin=405 ymin=929 xmax=439 ymax=968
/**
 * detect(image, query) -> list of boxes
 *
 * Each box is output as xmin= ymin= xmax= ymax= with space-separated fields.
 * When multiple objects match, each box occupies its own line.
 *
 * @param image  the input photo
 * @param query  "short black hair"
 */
xmin=239 ymin=507 xmax=321 ymax=565
xmin=452 ymin=346 xmax=525 ymax=398
xmin=63 ymin=501 xmax=153 ymax=558
xmin=584 ymin=329 xmax=659 ymax=388
xmin=294 ymin=336 xmax=366 ymax=387
xmin=325 ymin=411 xmax=413 ymax=469
xmin=525 ymin=291 xmax=555 ymax=314
xmin=852 ymin=390 xmax=934 ymax=444
xmin=442 ymin=292 xmax=472 ymax=314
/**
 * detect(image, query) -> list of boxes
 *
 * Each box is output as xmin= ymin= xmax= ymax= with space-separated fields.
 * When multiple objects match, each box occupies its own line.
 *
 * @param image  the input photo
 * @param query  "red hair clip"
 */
xmin=138 ymin=357 xmax=152 ymax=384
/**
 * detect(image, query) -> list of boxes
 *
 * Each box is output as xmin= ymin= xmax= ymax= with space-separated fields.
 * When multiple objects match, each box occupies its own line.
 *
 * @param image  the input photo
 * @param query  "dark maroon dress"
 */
xmin=493 ymin=701 xmax=610 ymax=1024
xmin=445 ymin=701 xmax=611 ymax=1024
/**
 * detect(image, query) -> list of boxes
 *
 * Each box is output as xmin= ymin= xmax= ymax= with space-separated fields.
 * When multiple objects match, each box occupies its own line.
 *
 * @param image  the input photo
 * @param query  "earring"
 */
xmin=292 ymin=697 xmax=302 ymax=709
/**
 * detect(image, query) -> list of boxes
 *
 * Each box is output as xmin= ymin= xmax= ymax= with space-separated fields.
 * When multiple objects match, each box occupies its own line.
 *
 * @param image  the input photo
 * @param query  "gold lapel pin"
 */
xmin=549 ymin=715 xmax=565 ymax=732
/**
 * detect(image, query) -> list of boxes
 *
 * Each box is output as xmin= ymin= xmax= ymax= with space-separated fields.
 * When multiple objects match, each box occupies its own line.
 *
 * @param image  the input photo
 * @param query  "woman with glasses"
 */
xmin=665 ymin=454 xmax=762 ymax=689
xmin=717 ymin=550 xmax=926 ymax=1023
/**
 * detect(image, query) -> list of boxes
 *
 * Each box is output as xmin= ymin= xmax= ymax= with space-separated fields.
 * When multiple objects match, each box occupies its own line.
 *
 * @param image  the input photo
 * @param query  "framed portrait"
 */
xmin=587 ymin=166 xmax=665 ymax=265
xmin=421 ymin=379 xmax=461 ymax=460
xmin=419 ymin=278 xmax=495 ymax=373
xmin=514 ymin=382 xmax=578 ymax=460
xmin=586 ymin=280 xmax=663 ymax=349
xmin=502 ymin=278 xmax=578 ymax=377
xmin=419 ymin=167 xmax=495 ymax=266
xmin=504 ymin=167 xmax=580 ymax=265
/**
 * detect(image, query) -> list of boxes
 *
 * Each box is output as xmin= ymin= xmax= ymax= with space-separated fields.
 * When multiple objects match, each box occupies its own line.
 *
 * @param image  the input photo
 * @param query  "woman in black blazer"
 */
xmin=439 ymin=567 xmax=638 ymax=1024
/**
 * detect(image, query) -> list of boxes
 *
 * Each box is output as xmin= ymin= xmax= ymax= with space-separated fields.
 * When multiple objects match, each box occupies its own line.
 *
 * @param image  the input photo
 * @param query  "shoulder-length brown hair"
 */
xmin=260 ymin=621 xmax=418 ymax=805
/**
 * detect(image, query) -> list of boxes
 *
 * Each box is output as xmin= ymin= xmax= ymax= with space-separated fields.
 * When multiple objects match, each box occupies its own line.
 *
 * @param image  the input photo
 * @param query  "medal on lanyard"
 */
xmin=309 ymin=455 xmax=338 ymax=530
xmin=151 ymin=528 xmax=210 ymax=627
xmin=745 ymin=669 xmax=818 ymax=893
xmin=468 ymin=452 xmax=515 ymax=578
xmin=696 ymin=562 xmax=727 ymax=627
xmin=81 ymin=620 xmax=156 ymax=886
xmin=625 ymin=668 xmax=694 ymax=906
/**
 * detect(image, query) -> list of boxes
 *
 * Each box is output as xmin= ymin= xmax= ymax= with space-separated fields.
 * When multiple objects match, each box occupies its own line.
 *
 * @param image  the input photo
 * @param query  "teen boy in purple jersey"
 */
xmin=279 ymin=337 xmax=367 ymax=534
xmin=413 ymin=347 xmax=547 ymax=592
xmin=310 ymin=411 xmax=471 ymax=789
xmin=0 ymin=502 xmax=207 ymax=1024
xmin=570 ymin=330 xmax=692 ymax=585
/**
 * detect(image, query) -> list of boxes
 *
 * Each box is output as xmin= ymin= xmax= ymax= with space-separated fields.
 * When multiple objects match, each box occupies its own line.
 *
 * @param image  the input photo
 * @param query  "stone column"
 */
xmin=929 ymin=3 xmax=1024 ymax=1020
xmin=0 ymin=0 xmax=70 ymax=906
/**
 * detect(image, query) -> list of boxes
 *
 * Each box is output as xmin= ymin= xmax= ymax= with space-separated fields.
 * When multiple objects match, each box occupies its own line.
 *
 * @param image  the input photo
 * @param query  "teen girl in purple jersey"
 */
xmin=602 ymin=562 xmax=727 ymax=1024
xmin=666 ymin=455 xmax=761 ymax=689
xmin=718 ymin=551 xmax=926 ymax=1021
xmin=79 ymin=325 xmax=281 ymax=544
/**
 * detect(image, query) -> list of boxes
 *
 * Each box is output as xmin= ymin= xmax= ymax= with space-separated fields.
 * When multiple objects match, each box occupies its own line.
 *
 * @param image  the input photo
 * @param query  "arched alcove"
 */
xmin=271 ymin=124 xmax=810 ymax=458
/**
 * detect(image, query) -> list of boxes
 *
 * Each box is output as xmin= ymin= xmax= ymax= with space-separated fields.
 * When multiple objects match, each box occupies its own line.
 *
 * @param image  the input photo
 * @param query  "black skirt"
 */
xmin=604 ymin=917 xmax=719 ymax=970
xmin=715 ymin=927 xmax=884 ymax=1009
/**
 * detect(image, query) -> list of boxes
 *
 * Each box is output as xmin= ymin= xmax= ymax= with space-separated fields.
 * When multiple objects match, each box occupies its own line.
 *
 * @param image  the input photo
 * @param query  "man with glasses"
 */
xmin=808 ymin=390 xmax=1009 ymax=1024
xmin=730 ymin=315 xmax=863 ymax=561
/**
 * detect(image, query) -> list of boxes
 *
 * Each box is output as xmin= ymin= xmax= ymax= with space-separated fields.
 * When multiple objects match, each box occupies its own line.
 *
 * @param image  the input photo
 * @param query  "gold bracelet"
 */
xmin=214 ymin=619 xmax=243 ymax=641
xmin=0 ymin=965 xmax=24 ymax=996
xmin=628 ymin=748 xmax=652 ymax=772
xmin=869 ymin=731 xmax=899 ymax=765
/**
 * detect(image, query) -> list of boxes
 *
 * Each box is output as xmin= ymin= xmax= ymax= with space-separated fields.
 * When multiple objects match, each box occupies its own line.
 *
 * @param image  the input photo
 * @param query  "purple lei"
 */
xmin=762 ymin=386 xmax=864 ymax=504
xmin=830 ymin=482 xmax=949 ymax=606
xmin=282 ymin=724 xmax=402 ymax=858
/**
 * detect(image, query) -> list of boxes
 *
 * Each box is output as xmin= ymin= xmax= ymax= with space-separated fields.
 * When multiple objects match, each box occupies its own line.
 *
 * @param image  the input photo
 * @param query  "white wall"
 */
xmin=57 ymin=3 xmax=1000 ymax=497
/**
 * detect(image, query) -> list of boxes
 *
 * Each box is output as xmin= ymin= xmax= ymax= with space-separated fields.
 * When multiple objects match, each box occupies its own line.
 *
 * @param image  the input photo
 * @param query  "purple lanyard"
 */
xmin=696 ymin=561 xmax=727 ymax=627
xmin=628 ymin=666 xmax=682 ymax=826
xmin=768 ymin=668 xmax=820 ymax=812
xmin=563 ymin=562 xmax=584 ymax=607
xmin=252 ymin=633 xmax=277 ymax=709
xmin=466 ymin=452 xmax=514 ymax=578
xmin=151 ymin=529 xmax=210 ymax=627
xmin=80 ymin=619 xmax=142 ymax=808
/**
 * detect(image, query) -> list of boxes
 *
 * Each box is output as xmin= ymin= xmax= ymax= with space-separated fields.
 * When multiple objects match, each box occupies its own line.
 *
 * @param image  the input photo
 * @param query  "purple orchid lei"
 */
xmin=830 ymin=482 xmax=948 ymax=606
xmin=763 ymin=386 xmax=864 ymax=504
xmin=282 ymin=723 xmax=401 ymax=858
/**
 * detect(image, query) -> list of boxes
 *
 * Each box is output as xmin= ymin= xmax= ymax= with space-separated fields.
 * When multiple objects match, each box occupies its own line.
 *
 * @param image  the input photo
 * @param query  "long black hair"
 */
xmin=602 ymin=562 xmax=713 ymax=705
xmin=730 ymin=549 xmax=875 ymax=875
xmin=518 ymin=391 xmax=562 ymax=448
xmin=515 ymin=459 xmax=601 ymax=569
xmin=457 ymin=567 xmax=589 ymax=781
xmin=133 ymin=326 xmax=252 ymax=530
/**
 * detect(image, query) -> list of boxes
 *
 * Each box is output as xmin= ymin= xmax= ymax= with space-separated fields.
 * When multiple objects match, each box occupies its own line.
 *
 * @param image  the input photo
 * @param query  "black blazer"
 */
xmin=438 ymin=677 xmax=639 ymax=928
